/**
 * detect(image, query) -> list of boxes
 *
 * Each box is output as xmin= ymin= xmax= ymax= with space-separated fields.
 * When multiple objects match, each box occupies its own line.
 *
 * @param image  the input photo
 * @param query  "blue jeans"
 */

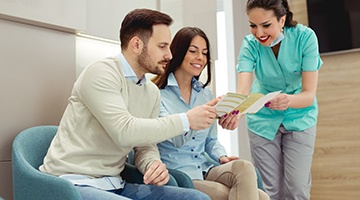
xmin=76 ymin=183 xmax=210 ymax=200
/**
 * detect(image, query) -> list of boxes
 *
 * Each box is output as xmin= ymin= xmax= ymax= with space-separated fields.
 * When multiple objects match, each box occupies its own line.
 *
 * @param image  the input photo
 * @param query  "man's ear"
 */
xmin=129 ymin=36 xmax=143 ymax=54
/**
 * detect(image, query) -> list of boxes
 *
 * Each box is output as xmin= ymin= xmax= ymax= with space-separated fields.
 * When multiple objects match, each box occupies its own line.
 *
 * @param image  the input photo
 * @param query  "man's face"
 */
xmin=137 ymin=24 xmax=172 ymax=75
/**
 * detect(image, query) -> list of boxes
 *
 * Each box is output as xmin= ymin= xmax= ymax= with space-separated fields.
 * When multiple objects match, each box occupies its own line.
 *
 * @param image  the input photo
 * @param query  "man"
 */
xmin=39 ymin=8 xmax=217 ymax=200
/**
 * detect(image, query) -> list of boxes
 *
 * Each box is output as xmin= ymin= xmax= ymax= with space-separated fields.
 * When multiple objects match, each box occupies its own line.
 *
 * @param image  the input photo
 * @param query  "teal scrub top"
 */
xmin=236 ymin=23 xmax=323 ymax=140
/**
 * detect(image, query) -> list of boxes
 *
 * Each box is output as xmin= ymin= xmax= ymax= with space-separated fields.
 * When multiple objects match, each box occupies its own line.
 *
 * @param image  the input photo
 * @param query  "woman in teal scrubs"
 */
xmin=236 ymin=0 xmax=323 ymax=199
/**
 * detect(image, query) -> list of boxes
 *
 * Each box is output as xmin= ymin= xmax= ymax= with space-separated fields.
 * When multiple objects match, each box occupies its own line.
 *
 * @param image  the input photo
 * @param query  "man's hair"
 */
xmin=119 ymin=8 xmax=173 ymax=50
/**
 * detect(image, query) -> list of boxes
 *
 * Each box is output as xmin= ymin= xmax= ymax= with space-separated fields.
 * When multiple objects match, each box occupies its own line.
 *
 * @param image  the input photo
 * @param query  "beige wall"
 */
xmin=0 ymin=18 xmax=76 ymax=200
xmin=313 ymin=51 xmax=360 ymax=200
xmin=291 ymin=0 xmax=360 ymax=199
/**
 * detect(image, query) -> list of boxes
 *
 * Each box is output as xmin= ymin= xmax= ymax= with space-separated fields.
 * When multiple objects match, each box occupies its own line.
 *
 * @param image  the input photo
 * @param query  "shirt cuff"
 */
xmin=178 ymin=113 xmax=190 ymax=132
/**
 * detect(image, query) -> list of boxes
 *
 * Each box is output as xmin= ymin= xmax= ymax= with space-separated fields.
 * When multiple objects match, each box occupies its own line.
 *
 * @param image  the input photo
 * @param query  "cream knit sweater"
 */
xmin=40 ymin=57 xmax=184 ymax=178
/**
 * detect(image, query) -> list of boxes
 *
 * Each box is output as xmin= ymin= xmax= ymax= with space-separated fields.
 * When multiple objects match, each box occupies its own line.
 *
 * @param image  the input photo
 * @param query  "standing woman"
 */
xmin=154 ymin=27 xmax=269 ymax=200
xmin=236 ymin=0 xmax=323 ymax=199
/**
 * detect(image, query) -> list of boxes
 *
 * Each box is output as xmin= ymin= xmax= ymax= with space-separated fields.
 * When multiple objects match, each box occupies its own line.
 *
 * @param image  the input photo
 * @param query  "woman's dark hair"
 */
xmin=246 ymin=0 xmax=297 ymax=27
xmin=120 ymin=8 xmax=173 ymax=50
xmin=154 ymin=27 xmax=212 ymax=89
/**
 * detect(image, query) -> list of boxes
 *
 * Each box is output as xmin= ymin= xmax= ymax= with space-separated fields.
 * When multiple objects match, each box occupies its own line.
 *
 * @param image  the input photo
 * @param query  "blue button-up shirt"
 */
xmin=117 ymin=53 xmax=146 ymax=85
xmin=158 ymin=73 xmax=227 ymax=180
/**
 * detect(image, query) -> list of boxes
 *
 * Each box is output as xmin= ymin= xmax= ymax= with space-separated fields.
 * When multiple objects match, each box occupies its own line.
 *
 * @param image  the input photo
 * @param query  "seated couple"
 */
xmin=40 ymin=8 xmax=269 ymax=200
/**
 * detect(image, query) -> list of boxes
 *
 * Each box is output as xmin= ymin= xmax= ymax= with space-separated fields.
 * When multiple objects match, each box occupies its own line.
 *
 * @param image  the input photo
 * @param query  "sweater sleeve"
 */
xmin=133 ymin=145 xmax=160 ymax=174
xmin=134 ymin=92 xmax=162 ymax=174
xmin=78 ymin=59 xmax=185 ymax=147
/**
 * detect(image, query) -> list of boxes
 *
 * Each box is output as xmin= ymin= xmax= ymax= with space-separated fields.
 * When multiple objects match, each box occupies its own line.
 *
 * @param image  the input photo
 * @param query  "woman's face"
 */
xmin=179 ymin=35 xmax=208 ymax=77
xmin=248 ymin=8 xmax=285 ymax=46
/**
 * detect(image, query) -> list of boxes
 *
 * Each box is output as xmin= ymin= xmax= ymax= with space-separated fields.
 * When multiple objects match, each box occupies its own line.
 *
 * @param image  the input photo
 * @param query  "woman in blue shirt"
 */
xmin=153 ymin=27 xmax=269 ymax=200
xmin=236 ymin=0 xmax=323 ymax=199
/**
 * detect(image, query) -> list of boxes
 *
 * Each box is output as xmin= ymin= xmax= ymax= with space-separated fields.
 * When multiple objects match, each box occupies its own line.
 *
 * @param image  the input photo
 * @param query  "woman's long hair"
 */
xmin=153 ymin=27 xmax=212 ymax=89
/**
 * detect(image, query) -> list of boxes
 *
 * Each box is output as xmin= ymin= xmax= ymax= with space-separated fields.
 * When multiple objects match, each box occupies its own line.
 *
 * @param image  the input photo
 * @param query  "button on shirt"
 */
xmin=158 ymin=73 xmax=227 ymax=180
xmin=237 ymin=24 xmax=323 ymax=141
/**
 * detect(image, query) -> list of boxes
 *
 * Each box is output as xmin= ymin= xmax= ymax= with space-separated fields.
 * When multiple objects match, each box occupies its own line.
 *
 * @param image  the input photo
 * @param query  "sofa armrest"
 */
xmin=121 ymin=162 xmax=179 ymax=187
xmin=168 ymin=168 xmax=194 ymax=188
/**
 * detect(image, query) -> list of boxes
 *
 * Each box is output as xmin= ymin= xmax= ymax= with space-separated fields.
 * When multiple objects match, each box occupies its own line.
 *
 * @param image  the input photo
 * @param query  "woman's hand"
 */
xmin=265 ymin=93 xmax=290 ymax=110
xmin=219 ymin=155 xmax=239 ymax=164
xmin=218 ymin=110 xmax=242 ymax=130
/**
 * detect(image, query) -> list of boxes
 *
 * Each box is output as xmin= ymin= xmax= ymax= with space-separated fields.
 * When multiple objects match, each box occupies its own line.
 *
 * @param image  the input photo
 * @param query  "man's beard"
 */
xmin=137 ymin=46 xmax=168 ymax=75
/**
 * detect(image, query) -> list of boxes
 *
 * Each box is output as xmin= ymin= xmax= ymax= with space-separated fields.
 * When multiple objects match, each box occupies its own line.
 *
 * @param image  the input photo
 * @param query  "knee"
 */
xmin=231 ymin=160 xmax=256 ymax=179
xmin=232 ymin=160 xmax=255 ymax=173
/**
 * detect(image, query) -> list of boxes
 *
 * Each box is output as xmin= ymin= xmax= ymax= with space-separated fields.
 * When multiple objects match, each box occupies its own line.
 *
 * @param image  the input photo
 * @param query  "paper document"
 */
xmin=214 ymin=91 xmax=281 ymax=117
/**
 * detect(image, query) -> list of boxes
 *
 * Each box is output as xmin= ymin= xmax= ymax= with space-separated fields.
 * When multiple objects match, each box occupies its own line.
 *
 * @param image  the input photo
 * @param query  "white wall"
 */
xmin=0 ymin=0 xmax=86 ymax=32
xmin=216 ymin=0 xmax=252 ymax=160
xmin=161 ymin=0 xmax=218 ymax=60
xmin=85 ymin=0 xmax=157 ymax=41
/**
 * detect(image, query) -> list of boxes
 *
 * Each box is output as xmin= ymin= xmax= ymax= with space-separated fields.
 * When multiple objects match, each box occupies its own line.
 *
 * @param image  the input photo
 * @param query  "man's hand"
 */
xmin=143 ymin=160 xmax=170 ymax=186
xmin=206 ymin=96 xmax=222 ymax=107
xmin=186 ymin=105 xmax=217 ymax=130
xmin=185 ymin=97 xmax=220 ymax=130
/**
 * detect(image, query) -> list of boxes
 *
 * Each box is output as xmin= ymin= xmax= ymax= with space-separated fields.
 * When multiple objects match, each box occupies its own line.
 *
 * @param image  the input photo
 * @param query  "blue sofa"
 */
xmin=11 ymin=125 xmax=190 ymax=200
xmin=12 ymin=125 xmax=263 ymax=200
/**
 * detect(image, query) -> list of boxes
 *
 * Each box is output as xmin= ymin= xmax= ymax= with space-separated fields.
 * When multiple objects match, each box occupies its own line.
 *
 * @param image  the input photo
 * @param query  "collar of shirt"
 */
xmin=117 ymin=53 xmax=146 ymax=85
xmin=167 ymin=73 xmax=203 ymax=93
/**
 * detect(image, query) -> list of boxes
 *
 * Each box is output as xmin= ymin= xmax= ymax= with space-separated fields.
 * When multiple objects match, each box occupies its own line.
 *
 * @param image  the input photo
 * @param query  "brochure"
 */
xmin=215 ymin=91 xmax=281 ymax=117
